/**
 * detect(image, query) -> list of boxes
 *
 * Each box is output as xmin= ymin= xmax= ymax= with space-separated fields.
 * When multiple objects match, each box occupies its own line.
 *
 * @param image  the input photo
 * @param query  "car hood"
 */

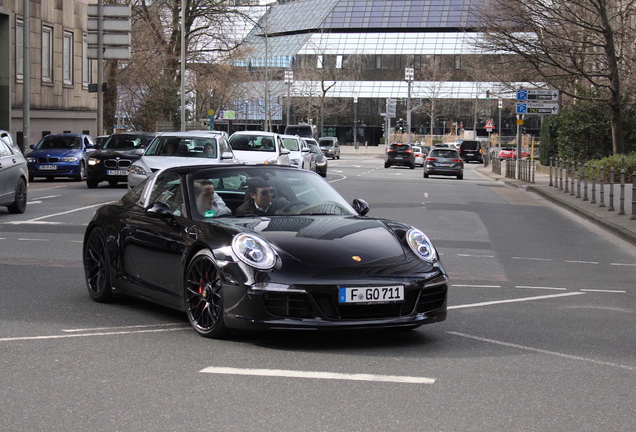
xmin=27 ymin=148 xmax=83 ymax=158
xmin=232 ymin=150 xmax=277 ymax=163
xmin=229 ymin=216 xmax=420 ymax=269
xmin=90 ymin=149 xmax=141 ymax=159
xmin=137 ymin=156 xmax=223 ymax=171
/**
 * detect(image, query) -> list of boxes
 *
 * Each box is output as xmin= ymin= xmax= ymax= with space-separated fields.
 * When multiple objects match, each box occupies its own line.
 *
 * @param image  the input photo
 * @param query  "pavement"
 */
xmin=340 ymin=145 xmax=636 ymax=247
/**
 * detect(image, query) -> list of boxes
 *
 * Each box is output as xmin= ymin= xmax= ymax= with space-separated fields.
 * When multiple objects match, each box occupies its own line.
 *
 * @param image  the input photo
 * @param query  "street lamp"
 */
xmin=284 ymin=70 xmax=293 ymax=126
xmin=405 ymin=67 xmax=414 ymax=143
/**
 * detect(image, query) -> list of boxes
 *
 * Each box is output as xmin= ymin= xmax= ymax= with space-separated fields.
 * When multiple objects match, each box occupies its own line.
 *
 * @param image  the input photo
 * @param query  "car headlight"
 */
xmin=289 ymin=158 xmax=300 ymax=167
xmin=87 ymin=158 xmax=100 ymax=166
xmin=26 ymin=157 xmax=35 ymax=163
xmin=128 ymin=165 xmax=148 ymax=176
xmin=263 ymin=157 xmax=278 ymax=165
xmin=232 ymin=233 xmax=278 ymax=270
xmin=60 ymin=157 xmax=78 ymax=163
xmin=406 ymin=228 xmax=437 ymax=263
xmin=316 ymin=160 xmax=327 ymax=166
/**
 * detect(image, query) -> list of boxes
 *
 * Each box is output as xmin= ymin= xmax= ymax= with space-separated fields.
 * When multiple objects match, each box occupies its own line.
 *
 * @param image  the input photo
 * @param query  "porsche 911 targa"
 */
xmin=83 ymin=165 xmax=449 ymax=338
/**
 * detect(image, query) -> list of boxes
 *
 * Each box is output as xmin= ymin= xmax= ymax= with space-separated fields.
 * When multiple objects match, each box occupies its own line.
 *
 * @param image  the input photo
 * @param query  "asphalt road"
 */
xmin=0 ymin=158 xmax=634 ymax=432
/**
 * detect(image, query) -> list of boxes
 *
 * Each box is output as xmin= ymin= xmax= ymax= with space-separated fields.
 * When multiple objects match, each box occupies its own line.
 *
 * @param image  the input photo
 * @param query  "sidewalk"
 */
xmin=339 ymin=145 xmax=636 ymax=246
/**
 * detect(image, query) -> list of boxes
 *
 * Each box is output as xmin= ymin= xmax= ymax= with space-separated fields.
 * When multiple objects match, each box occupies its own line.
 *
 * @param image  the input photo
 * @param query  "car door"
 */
xmin=0 ymin=140 xmax=20 ymax=202
xmin=123 ymin=171 xmax=190 ymax=306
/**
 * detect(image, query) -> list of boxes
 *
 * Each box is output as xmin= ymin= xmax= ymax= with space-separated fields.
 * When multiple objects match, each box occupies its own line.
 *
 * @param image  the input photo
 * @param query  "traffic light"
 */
xmin=398 ymin=118 xmax=404 ymax=131
xmin=486 ymin=90 xmax=490 ymax=100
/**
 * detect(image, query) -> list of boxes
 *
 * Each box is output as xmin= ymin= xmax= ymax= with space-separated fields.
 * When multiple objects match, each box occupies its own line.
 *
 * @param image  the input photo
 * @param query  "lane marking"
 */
xmin=516 ymin=285 xmax=567 ymax=291
xmin=199 ymin=367 xmax=436 ymax=384
xmin=453 ymin=284 xmax=502 ymax=288
xmin=457 ymin=254 xmax=494 ymax=258
xmin=565 ymin=260 xmax=599 ymax=265
xmin=448 ymin=292 xmax=584 ymax=310
xmin=580 ymin=289 xmax=626 ymax=293
xmin=611 ymin=263 xmax=636 ymax=267
xmin=512 ymin=257 xmax=552 ymax=261
xmin=448 ymin=332 xmax=636 ymax=371
xmin=62 ymin=323 xmax=186 ymax=332
xmin=0 ymin=326 xmax=190 ymax=342
xmin=6 ymin=201 xmax=113 ymax=224
xmin=18 ymin=238 xmax=50 ymax=242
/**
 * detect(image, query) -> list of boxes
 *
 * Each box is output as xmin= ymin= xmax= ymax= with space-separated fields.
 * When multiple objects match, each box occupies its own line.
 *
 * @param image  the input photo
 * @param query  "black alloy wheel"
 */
xmin=7 ymin=178 xmax=27 ymax=214
xmin=83 ymin=227 xmax=113 ymax=302
xmin=185 ymin=250 xmax=229 ymax=338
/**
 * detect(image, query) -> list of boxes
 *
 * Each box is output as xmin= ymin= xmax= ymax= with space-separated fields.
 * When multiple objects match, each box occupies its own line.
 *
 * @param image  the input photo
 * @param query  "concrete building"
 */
xmin=0 ymin=0 xmax=97 ymax=152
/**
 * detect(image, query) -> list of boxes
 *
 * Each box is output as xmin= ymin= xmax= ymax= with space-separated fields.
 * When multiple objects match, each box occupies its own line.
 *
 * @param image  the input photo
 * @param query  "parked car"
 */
xmin=303 ymin=138 xmax=328 ymax=177
xmin=228 ymin=131 xmax=290 ymax=166
xmin=86 ymin=132 xmax=158 ymax=188
xmin=127 ymin=131 xmax=239 ymax=188
xmin=83 ymin=164 xmax=448 ymax=338
xmin=0 ymin=131 xmax=28 ymax=214
xmin=25 ymin=134 xmax=95 ymax=182
xmin=284 ymin=124 xmax=318 ymax=139
xmin=280 ymin=134 xmax=314 ymax=171
xmin=458 ymin=140 xmax=483 ymax=163
xmin=318 ymin=137 xmax=340 ymax=159
xmin=499 ymin=147 xmax=530 ymax=160
xmin=423 ymin=148 xmax=464 ymax=179
xmin=412 ymin=145 xmax=425 ymax=167
xmin=384 ymin=143 xmax=415 ymax=169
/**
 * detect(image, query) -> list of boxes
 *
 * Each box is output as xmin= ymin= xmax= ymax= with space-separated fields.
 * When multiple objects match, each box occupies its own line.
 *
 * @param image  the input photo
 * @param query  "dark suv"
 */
xmin=458 ymin=140 xmax=483 ymax=163
xmin=384 ymin=143 xmax=415 ymax=169
xmin=86 ymin=132 xmax=158 ymax=188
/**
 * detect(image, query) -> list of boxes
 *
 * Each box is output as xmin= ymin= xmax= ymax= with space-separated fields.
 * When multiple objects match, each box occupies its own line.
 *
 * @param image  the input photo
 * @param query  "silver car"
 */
xmin=228 ymin=131 xmax=290 ymax=166
xmin=423 ymin=148 xmax=464 ymax=180
xmin=128 ymin=131 xmax=239 ymax=188
xmin=0 ymin=131 xmax=28 ymax=213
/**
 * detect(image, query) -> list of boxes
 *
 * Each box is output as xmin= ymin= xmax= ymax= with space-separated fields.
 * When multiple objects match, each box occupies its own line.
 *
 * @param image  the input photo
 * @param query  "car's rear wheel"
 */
xmin=384 ymin=162 xmax=390 ymax=168
xmin=457 ymin=174 xmax=463 ymax=180
xmin=185 ymin=250 xmax=229 ymax=339
xmin=423 ymin=172 xmax=429 ymax=178
xmin=84 ymin=227 xmax=113 ymax=302
xmin=409 ymin=162 xmax=415 ymax=169
xmin=7 ymin=177 xmax=27 ymax=214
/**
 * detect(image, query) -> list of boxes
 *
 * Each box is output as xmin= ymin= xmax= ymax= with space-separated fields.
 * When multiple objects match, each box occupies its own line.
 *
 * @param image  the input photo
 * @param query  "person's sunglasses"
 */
xmin=259 ymin=188 xmax=275 ymax=196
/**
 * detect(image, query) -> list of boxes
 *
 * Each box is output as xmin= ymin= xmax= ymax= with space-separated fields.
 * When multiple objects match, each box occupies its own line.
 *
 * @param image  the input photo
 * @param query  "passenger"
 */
xmin=235 ymin=178 xmax=289 ymax=216
xmin=164 ymin=141 xmax=178 ymax=155
xmin=194 ymin=179 xmax=231 ymax=217
xmin=203 ymin=143 xmax=214 ymax=155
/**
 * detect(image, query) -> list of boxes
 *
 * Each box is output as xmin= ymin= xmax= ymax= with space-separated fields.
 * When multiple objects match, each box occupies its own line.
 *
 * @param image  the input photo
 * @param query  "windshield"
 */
xmin=282 ymin=138 xmax=300 ymax=151
xmin=145 ymin=136 xmax=218 ymax=158
xmin=190 ymin=166 xmax=355 ymax=219
xmin=36 ymin=136 xmax=81 ymax=150
xmin=229 ymin=134 xmax=276 ymax=152
xmin=103 ymin=134 xmax=154 ymax=150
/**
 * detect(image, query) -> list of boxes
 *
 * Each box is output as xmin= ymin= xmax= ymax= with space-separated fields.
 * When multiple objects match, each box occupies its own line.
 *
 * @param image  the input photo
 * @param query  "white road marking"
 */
xmin=448 ymin=292 xmax=584 ymax=310
xmin=62 ymin=323 xmax=186 ymax=332
xmin=516 ymin=285 xmax=567 ymax=291
xmin=18 ymin=238 xmax=50 ymax=241
xmin=453 ymin=284 xmax=502 ymax=288
xmin=6 ymin=201 xmax=113 ymax=224
xmin=512 ymin=257 xmax=552 ymax=261
xmin=610 ymin=263 xmax=636 ymax=267
xmin=565 ymin=260 xmax=599 ymax=265
xmin=580 ymin=289 xmax=626 ymax=293
xmin=448 ymin=331 xmax=636 ymax=371
xmin=457 ymin=254 xmax=494 ymax=258
xmin=0 ymin=326 xmax=190 ymax=342
xmin=199 ymin=367 xmax=436 ymax=384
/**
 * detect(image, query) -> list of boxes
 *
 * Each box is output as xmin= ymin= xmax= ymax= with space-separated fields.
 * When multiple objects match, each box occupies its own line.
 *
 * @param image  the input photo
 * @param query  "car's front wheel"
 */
xmin=84 ymin=227 xmax=113 ymax=302
xmin=7 ymin=177 xmax=27 ymax=214
xmin=75 ymin=161 xmax=86 ymax=181
xmin=185 ymin=250 xmax=229 ymax=338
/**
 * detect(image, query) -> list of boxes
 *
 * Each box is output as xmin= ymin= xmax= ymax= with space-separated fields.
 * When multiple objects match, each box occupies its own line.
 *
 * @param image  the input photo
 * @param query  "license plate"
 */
xmin=438 ymin=163 xmax=453 ymax=167
xmin=466 ymin=153 xmax=474 ymax=156
xmin=39 ymin=165 xmax=57 ymax=170
xmin=395 ymin=156 xmax=403 ymax=159
xmin=339 ymin=286 xmax=404 ymax=304
xmin=106 ymin=170 xmax=128 ymax=176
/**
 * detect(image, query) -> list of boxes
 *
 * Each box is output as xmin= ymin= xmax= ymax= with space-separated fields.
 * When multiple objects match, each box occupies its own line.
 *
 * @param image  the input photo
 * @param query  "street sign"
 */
xmin=516 ymin=102 xmax=559 ymax=115
xmin=484 ymin=119 xmax=495 ymax=130
xmin=517 ymin=89 xmax=559 ymax=101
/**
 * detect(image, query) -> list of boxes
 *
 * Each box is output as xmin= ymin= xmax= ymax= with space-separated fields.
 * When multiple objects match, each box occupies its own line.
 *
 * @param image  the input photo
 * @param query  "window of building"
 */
xmin=63 ymin=31 xmax=74 ymax=85
xmin=317 ymin=55 xmax=323 ymax=69
xmin=454 ymin=55 xmax=462 ymax=70
xmin=16 ymin=18 xmax=23 ymax=81
xmin=83 ymin=34 xmax=91 ymax=87
xmin=336 ymin=55 xmax=342 ymax=69
xmin=42 ymin=25 xmax=53 ymax=83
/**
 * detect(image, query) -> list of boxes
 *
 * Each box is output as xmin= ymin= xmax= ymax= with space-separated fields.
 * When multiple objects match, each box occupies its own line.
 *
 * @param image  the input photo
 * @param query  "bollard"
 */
xmin=549 ymin=157 xmax=553 ymax=187
xmin=576 ymin=162 xmax=581 ymax=198
xmin=630 ymin=171 xmax=636 ymax=220
xmin=591 ymin=164 xmax=596 ymax=204
xmin=619 ymin=168 xmax=625 ymax=215
xmin=531 ymin=160 xmax=535 ymax=184
xmin=608 ymin=167 xmax=615 ymax=211
xmin=583 ymin=163 xmax=588 ymax=201
xmin=599 ymin=166 xmax=605 ymax=207
xmin=559 ymin=159 xmax=564 ymax=190
xmin=564 ymin=161 xmax=569 ymax=194
xmin=570 ymin=161 xmax=576 ymax=195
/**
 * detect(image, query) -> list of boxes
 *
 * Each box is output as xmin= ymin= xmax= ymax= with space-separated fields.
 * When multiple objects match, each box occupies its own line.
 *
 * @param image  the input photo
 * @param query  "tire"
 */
xmin=423 ymin=172 xmax=429 ymax=178
xmin=7 ymin=177 xmax=27 ymax=214
xmin=83 ymin=227 xmax=113 ymax=302
xmin=87 ymin=179 xmax=99 ymax=189
xmin=28 ymin=173 xmax=34 ymax=183
xmin=108 ymin=180 xmax=118 ymax=187
xmin=457 ymin=174 xmax=463 ymax=180
xmin=384 ymin=162 xmax=390 ymax=168
xmin=409 ymin=163 xmax=415 ymax=169
xmin=184 ymin=249 xmax=229 ymax=339
xmin=75 ymin=161 xmax=86 ymax=181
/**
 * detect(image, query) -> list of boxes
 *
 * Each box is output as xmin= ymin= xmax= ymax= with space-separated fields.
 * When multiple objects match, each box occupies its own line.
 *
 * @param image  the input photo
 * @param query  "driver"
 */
xmin=235 ymin=178 xmax=289 ymax=216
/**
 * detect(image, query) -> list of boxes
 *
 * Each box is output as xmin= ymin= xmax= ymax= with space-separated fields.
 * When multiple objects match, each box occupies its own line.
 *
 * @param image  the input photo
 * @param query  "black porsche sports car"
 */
xmin=83 ymin=164 xmax=448 ymax=338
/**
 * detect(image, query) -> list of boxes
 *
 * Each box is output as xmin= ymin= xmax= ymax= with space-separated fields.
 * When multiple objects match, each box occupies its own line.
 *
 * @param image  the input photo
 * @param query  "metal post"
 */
xmin=549 ymin=158 xmax=553 ymax=187
xmin=631 ymin=172 xmax=636 ymax=220
xmin=22 ymin=0 xmax=30 ymax=152
xmin=531 ymin=160 xmax=535 ymax=184
xmin=559 ymin=159 xmax=563 ymax=190
xmin=583 ymin=163 xmax=588 ymax=201
xmin=564 ymin=161 xmax=569 ymax=194
xmin=570 ymin=161 xmax=575 ymax=195
xmin=405 ymin=68 xmax=413 ymax=144
xmin=619 ymin=167 xmax=625 ymax=215
xmin=353 ymin=96 xmax=358 ymax=150
xmin=180 ymin=2 xmax=186 ymax=131
xmin=97 ymin=0 xmax=104 ymax=135
xmin=608 ymin=167 xmax=615 ymax=211
xmin=576 ymin=162 xmax=581 ymax=198
xmin=591 ymin=164 xmax=596 ymax=204
xmin=599 ymin=166 xmax=605 ymax=207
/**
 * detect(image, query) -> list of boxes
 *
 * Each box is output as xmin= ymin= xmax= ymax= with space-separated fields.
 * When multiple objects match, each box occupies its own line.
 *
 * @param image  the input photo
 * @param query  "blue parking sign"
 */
xmin=517 ymin=90 xmax=528 ymax=100
xmin=516 ymin=103 xmax=528 ymax=114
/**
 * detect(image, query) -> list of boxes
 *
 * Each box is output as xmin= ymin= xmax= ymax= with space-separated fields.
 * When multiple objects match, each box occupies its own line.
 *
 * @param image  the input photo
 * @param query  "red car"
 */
xmin=499 ymin=147 xmax=530 ymax=160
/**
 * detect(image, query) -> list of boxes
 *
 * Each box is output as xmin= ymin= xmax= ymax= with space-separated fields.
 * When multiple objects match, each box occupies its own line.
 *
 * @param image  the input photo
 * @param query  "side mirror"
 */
xmin=352 ymin=198 xmax=370 ymax=216
xmin=146 ymin=201 xmax=173 ymax=219
xmin=30 ymin=144 xmax=36 ymax=150
xmin=86 ymin=143 xmax=94 ymax=149
xmin=221 ymin=151 xmax=234 ymax=160
xmin=280 ymin=147 xmax=290 ymax=155
xmin=134 ymin=148 xmax=145 ymax=156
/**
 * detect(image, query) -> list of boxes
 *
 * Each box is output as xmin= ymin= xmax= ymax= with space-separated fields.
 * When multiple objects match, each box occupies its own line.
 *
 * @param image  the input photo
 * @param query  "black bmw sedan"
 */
xmin=83 ymin=164 xmax=449 ymax=338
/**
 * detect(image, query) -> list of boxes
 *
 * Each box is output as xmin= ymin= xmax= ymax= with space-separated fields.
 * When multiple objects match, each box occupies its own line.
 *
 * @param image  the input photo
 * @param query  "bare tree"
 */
xmin=475 ymin=0 xmax=636 ymax=154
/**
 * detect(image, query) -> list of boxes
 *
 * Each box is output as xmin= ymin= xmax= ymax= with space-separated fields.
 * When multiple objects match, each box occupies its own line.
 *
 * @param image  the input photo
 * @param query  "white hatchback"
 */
xmin=228 ymin=131 xmax=290 ymax=166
